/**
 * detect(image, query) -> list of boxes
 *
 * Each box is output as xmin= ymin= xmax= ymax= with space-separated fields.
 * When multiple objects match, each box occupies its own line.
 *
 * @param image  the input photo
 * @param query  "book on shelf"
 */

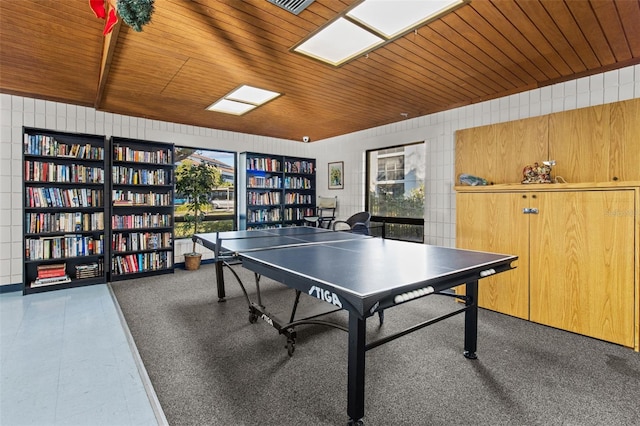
xmin=37 ymin=263 xmax=66 ymax=279
xmin=75 ymin=261 xmax=103 ymax=279
xmin=31 ymin=274 xmax=71 ymax=288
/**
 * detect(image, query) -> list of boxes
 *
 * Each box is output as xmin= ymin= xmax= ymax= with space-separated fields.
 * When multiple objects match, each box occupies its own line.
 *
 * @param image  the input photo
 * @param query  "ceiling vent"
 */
xmin=267 ymin=0 xmax=315 ymax=15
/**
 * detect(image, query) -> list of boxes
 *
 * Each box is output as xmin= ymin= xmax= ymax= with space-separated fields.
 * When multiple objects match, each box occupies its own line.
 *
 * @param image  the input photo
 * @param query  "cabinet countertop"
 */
xmin=455 ymin=181 xmax=640 ymax=192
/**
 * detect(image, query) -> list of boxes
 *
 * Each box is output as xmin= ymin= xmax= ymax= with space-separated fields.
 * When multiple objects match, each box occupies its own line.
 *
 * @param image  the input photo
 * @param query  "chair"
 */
xmin=303 ymin=196 xmax=337 ymax=229
xmin=332 ymin=211 xmax=371 ymax=235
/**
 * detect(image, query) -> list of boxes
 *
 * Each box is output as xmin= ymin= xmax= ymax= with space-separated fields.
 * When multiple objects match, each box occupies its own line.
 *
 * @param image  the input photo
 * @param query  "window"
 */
xmin=366 ymin=142 xmax=425 ymax=242
xmin=174 ymin=147 xmax=236 ymax=238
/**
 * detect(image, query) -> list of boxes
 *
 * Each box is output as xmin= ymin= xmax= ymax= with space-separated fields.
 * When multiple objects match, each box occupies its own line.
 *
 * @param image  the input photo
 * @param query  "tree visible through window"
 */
xmin=174 ymin=147 xmax=236 ymax=238
xmin=366 ymin=142 xmax=425 ymax=242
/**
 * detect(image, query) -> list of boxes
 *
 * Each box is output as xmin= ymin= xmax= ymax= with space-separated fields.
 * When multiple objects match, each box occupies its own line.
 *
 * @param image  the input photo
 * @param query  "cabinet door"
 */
xmin=529 ymin=190 xmax=635 ymax=347
xmin=549 ymin=105 xmax=610 ymax=183
xmin=610 ymin=98 xmax=640 ymax=182
xmin=497 ymin=117 xmax=549 ymax=184
xmin=456 ymin=116 xmax=548 ymax=185
xmin=456 ymin=192 xmax=530 ymax=319
xmin=455 ymin=125 xmax=498 ymax=183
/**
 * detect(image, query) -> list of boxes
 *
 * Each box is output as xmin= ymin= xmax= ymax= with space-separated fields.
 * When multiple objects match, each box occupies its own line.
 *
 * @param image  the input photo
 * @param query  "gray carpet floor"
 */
xmin=110 ymin=264 xmax=640 ymax=426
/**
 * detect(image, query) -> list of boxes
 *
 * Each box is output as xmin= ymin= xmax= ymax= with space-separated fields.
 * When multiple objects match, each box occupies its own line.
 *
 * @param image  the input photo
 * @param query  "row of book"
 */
xmin=113 ymin=145 xmax=172 ymax=164
xmin=25 ymin=187 xmax=104 ymax=208
xmin=284 ymin=176 xmax=313 ymax=189
xmin=111 ymin=213 xmax=172 ymax=230
xmin=32 ymin=262 xmax=70 ymax=287
xmin=248 ymin=176 xmax=281 ymax=189
xmin=284 ymin=193 xmax=313 ymax=204
xmin=111 ymin=232 xmax=172 ymax=253
xmin=112 ymin=252 xmax=173 ymax=275
xmin=25 ymin=161 xmax=104 ymax=184
xmin=24 ymin=134 xmax=104 ymax=160
xmin=112 ymin=167 xmax=170 ymax=185
xmin=25 ymin=211 xmax=105 ymax=234
xmin=25 ymin=234 xmax=105 ymax=260
xmin=30 ymin=260 xmax=105 ymax=288
xmin=284 ymin=160 xmax=314 ymax=174
xmin=246 ymin=157 xmax=281 ymax=172
xmin=75 ymin=261 xmax=104 ymax=279
xmin=112 ymin=190 xmax=172 ymax=206
xmin=284 ymin=207 xmax=316 ymax=221
xmin=247 ymin=191 xmax=281 ymax=206
xmin=247 ymin=208 xmax=282 ymax=224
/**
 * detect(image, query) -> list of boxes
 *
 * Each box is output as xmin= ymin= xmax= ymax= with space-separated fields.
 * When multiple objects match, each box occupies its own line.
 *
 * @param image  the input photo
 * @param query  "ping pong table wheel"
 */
xmin=463 ymin=350 xmax=477 ymax=360
xmin=348 ymin=419 xmax=364 ymax=425
xmin=286 ymin=339 xmax=295 ymax=357
xmin=249 ymin=312 xmax=258 ymax=324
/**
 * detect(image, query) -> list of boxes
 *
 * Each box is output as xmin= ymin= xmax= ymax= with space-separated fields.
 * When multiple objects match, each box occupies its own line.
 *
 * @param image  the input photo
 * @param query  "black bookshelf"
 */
xmin=238 ymin=152 xmax=315 ymax=230
xmin=22 ymin=128 xmax=108 ymax=294
xmin=109 ymin=137 xmax=175 ymax=281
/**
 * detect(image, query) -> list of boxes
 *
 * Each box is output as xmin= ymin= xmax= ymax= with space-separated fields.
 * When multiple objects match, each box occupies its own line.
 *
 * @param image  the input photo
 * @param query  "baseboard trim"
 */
xmin=0 ymin=283 xmax=23 ymax=294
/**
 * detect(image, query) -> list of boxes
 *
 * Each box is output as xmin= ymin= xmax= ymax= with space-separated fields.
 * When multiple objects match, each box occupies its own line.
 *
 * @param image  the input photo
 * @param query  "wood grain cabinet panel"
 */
xmin=528 ymin=190 xmax=635 ymax=347
xmin=455 ymin=125 xmax=498 ymax=183
xmin=609 ymin=98 xmax=640 ymax=182
xmin=455 ymin=116 xmax=548 ymax=185
xmin=456 ymin=192 xmax=530 ymax=319
xmin=498 ymin=117 xmax=549 ymax=184
xmin=456 ymin=188 xmax=637 ymax=349
xmin=548 ymin=105 xmax=610 ymax=183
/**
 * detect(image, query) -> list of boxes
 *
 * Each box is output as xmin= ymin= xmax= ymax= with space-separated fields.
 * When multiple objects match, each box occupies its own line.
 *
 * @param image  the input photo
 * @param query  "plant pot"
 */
xmin=184 ymin=253 xmax=202 ymax=271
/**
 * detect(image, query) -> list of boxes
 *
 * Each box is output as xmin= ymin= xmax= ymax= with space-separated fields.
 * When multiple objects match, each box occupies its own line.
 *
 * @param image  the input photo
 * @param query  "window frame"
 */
xmin=365 ymin=141 xmax=425 ymax=242
xmin=173 ymin=146 xmax=238 ymax=237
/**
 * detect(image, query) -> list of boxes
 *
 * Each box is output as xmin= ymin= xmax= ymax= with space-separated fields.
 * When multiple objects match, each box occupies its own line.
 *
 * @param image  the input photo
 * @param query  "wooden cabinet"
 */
xmin=456 ymin=98 xmax=640 ymax=185
xmin=455 ymin=98 xmax=640 ymax=351
xmin=456 ymin=185 xmax=638 ymax=349
xmin=22 ymin=128 xmax=107 ymax=294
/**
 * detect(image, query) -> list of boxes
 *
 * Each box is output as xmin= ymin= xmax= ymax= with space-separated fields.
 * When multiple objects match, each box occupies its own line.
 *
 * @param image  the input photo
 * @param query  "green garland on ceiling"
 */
xmin=117 ymin=0 xmax=155 ymax=32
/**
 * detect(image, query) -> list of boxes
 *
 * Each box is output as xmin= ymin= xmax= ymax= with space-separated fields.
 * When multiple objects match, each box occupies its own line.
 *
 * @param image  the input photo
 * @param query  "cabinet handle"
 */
xmin=522 ymin=208 xmax=539 ymax=214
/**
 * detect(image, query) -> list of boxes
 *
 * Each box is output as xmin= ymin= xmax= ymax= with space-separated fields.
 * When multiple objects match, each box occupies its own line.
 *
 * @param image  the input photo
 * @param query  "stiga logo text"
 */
xmin=309 ymin=286 xmax=342 ymax=308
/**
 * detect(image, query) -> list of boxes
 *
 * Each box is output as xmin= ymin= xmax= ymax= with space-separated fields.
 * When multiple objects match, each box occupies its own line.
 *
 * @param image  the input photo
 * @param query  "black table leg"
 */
xmin=463 ymin=279 xmax=478 ymax=359
xmin=215 ymin=260 xmax=226 ymax=302
xmin=347 ymin=313 xmax=366 ymax=425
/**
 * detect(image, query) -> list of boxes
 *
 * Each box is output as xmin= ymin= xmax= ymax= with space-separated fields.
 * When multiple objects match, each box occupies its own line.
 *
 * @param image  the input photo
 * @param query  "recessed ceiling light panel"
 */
xmin=294 ymin=17 xmax=384 ymax=66
xmin=347 ymin=0 xmax=465 ymax=39
xmin=206 ymin=85 xmax=281 ymax=115
xmin=291 ymin=0 xmax=468 ymax=67
xmin=226 ymin=85 xmax=281 ymax=106
xmin=207 ymin=99 xmax=257 ymax=115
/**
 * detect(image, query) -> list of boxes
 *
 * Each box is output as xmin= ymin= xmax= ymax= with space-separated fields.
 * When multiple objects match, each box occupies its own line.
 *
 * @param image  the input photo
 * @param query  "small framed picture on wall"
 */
xmin=328 ymin=161 xmax=344 ymax=190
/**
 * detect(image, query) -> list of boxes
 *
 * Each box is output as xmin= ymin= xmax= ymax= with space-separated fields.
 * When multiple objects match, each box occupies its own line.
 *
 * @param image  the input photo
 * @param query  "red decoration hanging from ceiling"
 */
xmin=89 ymin=0 xmax=118 ymax=35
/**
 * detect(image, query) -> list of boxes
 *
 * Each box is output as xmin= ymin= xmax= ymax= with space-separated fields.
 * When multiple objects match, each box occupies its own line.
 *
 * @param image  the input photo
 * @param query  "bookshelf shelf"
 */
xmin=239 ymin=153 xmax=316 ymax=230
xmin=109 ymin=137 xmax=175 ymax=281
xmin=22 ymin=128 xmax=108 ymax=295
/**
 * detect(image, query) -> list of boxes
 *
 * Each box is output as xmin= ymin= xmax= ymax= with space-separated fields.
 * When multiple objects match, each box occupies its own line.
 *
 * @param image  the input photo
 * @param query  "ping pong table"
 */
xmin=193 ymin=227 xmax=517 ymax=425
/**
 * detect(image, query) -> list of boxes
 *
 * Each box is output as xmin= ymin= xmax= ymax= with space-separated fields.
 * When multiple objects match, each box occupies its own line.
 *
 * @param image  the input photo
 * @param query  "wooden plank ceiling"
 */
xmin=1 ymin=0 xmax=638 ymax=142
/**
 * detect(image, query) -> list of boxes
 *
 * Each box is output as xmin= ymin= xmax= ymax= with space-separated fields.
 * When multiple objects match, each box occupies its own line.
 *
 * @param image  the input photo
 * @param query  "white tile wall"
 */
xmin=2 ymin=64 xmax=639 ymax=287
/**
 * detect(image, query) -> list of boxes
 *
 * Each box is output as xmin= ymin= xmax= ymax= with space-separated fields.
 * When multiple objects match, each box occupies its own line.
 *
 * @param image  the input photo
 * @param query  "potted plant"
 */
xmin=175 ymin=162 xmax=218 ymax=270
